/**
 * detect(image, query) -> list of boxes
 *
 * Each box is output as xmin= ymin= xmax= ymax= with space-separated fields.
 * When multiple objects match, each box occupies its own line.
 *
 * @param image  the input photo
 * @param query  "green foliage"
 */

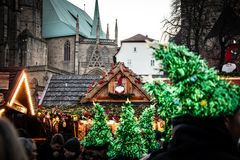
xmin=81 ymin=103 xmax=113 ymax=147
xmin=108 ymin=101 xmax=147 ymax=159
xmin=145 ymin=43 xmax=240 ymax=141
xmin=139 ymin=106 xmax=159 ymax=153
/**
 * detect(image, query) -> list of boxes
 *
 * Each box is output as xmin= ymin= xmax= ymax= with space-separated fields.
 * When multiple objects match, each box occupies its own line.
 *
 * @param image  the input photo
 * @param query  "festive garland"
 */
xmin=37 ymin=104 xmax=149 ymax=121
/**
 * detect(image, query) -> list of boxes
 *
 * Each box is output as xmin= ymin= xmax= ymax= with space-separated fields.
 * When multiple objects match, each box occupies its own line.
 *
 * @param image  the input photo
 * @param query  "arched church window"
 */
xmin=101 ymin=46 xmax=109 ymax=63
xmin=87 ymin=46 xmax=95 ymax=62
xmin=64 ymin=40 xmax=70 ymax=61
xmin=4 ymin=44 xmax=9 ymax=67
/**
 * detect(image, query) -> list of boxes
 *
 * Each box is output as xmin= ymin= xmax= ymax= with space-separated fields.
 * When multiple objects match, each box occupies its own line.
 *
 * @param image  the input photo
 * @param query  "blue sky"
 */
xmin=68 ymin=0 xmax=171 ymax=43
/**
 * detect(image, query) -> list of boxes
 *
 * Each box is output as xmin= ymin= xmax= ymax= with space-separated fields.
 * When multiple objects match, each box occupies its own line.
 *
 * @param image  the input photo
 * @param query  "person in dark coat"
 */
xmin=149 ymin=115 xmax=240 ymax=160
xmin=0 ymin=118 xmax=28 ymax=160
xmin=37 ymin=133 xmax=65 ymax=160
xmin=63 ymin=137 xmax=81 ymax=160
xmin=81 ymin=145 xmax=109 ymax=160
xmin=19 ymin=137 xmax=38 ymax=160
xmin=144 ymin=43 xmax=240 ymax=160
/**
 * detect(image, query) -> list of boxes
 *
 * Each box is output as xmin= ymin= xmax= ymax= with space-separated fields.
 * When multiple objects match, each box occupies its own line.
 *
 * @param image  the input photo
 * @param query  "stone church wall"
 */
xmin=26 ymin=37 xmax=47 ymax=66
xmin=79 ymin=43 xmax=117 ymax=75
xmin=46 ymin=36 xmax=75 ymax=73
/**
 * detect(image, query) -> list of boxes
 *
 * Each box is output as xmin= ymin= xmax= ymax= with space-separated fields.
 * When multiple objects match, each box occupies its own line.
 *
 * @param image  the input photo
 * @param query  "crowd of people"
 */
xmin=0 ymin=117 xmax=110 ymax=160
xmin=1 ymin=110 xmax=240 ymax=160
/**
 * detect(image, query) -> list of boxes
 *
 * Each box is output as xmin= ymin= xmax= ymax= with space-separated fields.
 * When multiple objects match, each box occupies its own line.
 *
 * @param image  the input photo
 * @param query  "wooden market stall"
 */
xmin=81 ymin=62 xmax=151 ymax=103
xmin=0 ymin=67 xmax=46 ymax=139
xmin=77 ymin=62 xmax=152 ymax=139
xmin=39 ymin=74 xmax=101 ymax=139
xmin=40 ymin=63 xmax=156 ymax=139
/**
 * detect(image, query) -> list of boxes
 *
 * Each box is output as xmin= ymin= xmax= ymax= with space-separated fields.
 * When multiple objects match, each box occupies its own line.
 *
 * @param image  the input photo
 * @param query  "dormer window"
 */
xmin=151 ymin=60 xmax=155 ymax=66
xmin=127 ymin=59 xmax=132 ymax=66
xmin=133 ymin=47 xmax=137 ymax=52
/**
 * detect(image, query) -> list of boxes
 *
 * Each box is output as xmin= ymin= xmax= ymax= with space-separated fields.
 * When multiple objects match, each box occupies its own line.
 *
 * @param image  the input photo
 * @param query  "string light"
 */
xmin=0 ymin=109 xmax=5 ymax=117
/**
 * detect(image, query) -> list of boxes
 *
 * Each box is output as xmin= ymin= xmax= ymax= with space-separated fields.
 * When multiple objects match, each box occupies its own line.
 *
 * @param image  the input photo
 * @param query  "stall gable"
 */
xmin=6 ymin=70 xmax=35 ymax=115
xmin=81 ymin=63 xmax=150 ymax=103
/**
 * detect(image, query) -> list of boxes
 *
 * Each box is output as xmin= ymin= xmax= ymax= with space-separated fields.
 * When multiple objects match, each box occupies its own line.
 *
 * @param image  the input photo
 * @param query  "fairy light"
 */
xmin=46 ymin=112 xmax=50 ymax=119
xmin=0 ymin=109 xmax=5 ymax=117
xmin=56 ymin=116 xmax=60 ymax=122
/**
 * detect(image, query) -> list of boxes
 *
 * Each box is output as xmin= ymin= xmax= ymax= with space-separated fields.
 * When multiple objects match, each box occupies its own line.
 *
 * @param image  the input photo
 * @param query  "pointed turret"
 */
xmin=91 ymin=0 xmax=104 ymax=38
xmin=106 ymin=24 xmax=109 ymax=39
xmin=96 ymin=18 xmax=100 ymax=44
xmin=115 ymin=19 xmax=118 ymax=45
xmin=76 ymin=15 xmax=79 ymax=41
xmin=74 ymin=15 xmax=80 ymax=74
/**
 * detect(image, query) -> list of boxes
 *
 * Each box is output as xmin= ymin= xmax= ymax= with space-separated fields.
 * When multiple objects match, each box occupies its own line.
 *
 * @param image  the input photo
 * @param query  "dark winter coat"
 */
xmin=37 ymin=141 xmax=65 ymax=160
xmin=149 ymin=117 xmax=240 ymax=160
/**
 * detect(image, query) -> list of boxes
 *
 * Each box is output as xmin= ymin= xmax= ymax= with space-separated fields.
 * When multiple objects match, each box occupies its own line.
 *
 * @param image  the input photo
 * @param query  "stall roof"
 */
xmin=41 ymin=75 xmax=100 ymax=106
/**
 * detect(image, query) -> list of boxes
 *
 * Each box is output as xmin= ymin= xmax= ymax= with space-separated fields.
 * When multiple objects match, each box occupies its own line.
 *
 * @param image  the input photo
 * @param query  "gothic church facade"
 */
xmin=0 ymin=0 xmax=118 ymax=89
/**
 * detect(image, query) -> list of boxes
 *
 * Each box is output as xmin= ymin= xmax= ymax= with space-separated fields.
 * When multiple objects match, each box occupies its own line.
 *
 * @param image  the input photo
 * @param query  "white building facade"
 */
xmin=116 ymin=34 xmax=163 ymax=81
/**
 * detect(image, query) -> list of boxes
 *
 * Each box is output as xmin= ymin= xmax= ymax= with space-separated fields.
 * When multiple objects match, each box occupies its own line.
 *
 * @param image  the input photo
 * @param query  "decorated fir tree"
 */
xmin=139 ymin=106 xmax=159 ymax=153
xmin=81 ymin=103 xmax=113 ymax=147
xmin=107 ymin=100 xmax=147 ymax=159
xmin=144 ymin=80 xmax=176 ymax=142
xmin=145 ymin=42 xmax=240 ymax=141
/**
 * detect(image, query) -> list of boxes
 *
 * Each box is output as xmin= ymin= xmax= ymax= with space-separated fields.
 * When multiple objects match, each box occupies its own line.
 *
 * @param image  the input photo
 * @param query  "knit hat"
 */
xmin=63 ymin=137 xmax=80 ymax=153
xmin=51 ymin=133 xmax=64 ymax=145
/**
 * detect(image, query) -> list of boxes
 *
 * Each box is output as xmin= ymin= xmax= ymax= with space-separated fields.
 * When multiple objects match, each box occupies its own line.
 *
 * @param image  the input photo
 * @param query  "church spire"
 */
xmin=106 ymin=24 xmax=109 ymax=39
xmin=115 ymin=19 xmax=118 ymax=45
xmin=96 ymin=18 xmax=100 ymax=44
xmin=91 ymin=0 xmax=103 ymax=38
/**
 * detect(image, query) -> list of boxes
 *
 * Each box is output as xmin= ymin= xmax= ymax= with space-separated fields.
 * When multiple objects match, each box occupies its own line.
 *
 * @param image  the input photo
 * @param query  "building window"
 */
xmin=151 ymin=60 xmax=155 ymax=66
xmin=64 ymin=41 xmax=70 ymax=61
xmin=127 ymin=59 xmax=132 ymax=66
xmin=133 ymin=47 xmax=137 ymax=52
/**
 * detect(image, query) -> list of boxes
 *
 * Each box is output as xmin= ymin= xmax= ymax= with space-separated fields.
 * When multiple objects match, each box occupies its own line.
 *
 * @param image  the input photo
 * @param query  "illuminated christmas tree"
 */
xmin=81 ymin=103 xmax=113 ymax=147
xmin=108 ymin=100 xmax=147 ymax=159
xmin=139 ymin=106 xmax=159 ymax=153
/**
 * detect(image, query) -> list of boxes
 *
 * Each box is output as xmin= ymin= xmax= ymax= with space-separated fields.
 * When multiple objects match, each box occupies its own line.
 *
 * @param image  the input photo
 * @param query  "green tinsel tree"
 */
xmin=81 ymin=103 xmax=113 ymax=147
xmin=144 ymin=42 xmax=240 ymax=141
xmin=107 ymin=100 xmax=147 ymax=159
xmin=139 ymin=106 xmax=159 ymax=153
xmin=144 ymin=80 xmax=175 ymax=142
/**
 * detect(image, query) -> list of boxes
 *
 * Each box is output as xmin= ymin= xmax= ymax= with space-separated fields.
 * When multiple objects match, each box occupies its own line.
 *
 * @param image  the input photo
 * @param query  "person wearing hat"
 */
xmin=63 ymin=137 xmax=81 ymax=160
xmin=145 ymin=43 xmax=240 ymax=160
xmin=38 ymin=133 xmax=65 ymax=160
